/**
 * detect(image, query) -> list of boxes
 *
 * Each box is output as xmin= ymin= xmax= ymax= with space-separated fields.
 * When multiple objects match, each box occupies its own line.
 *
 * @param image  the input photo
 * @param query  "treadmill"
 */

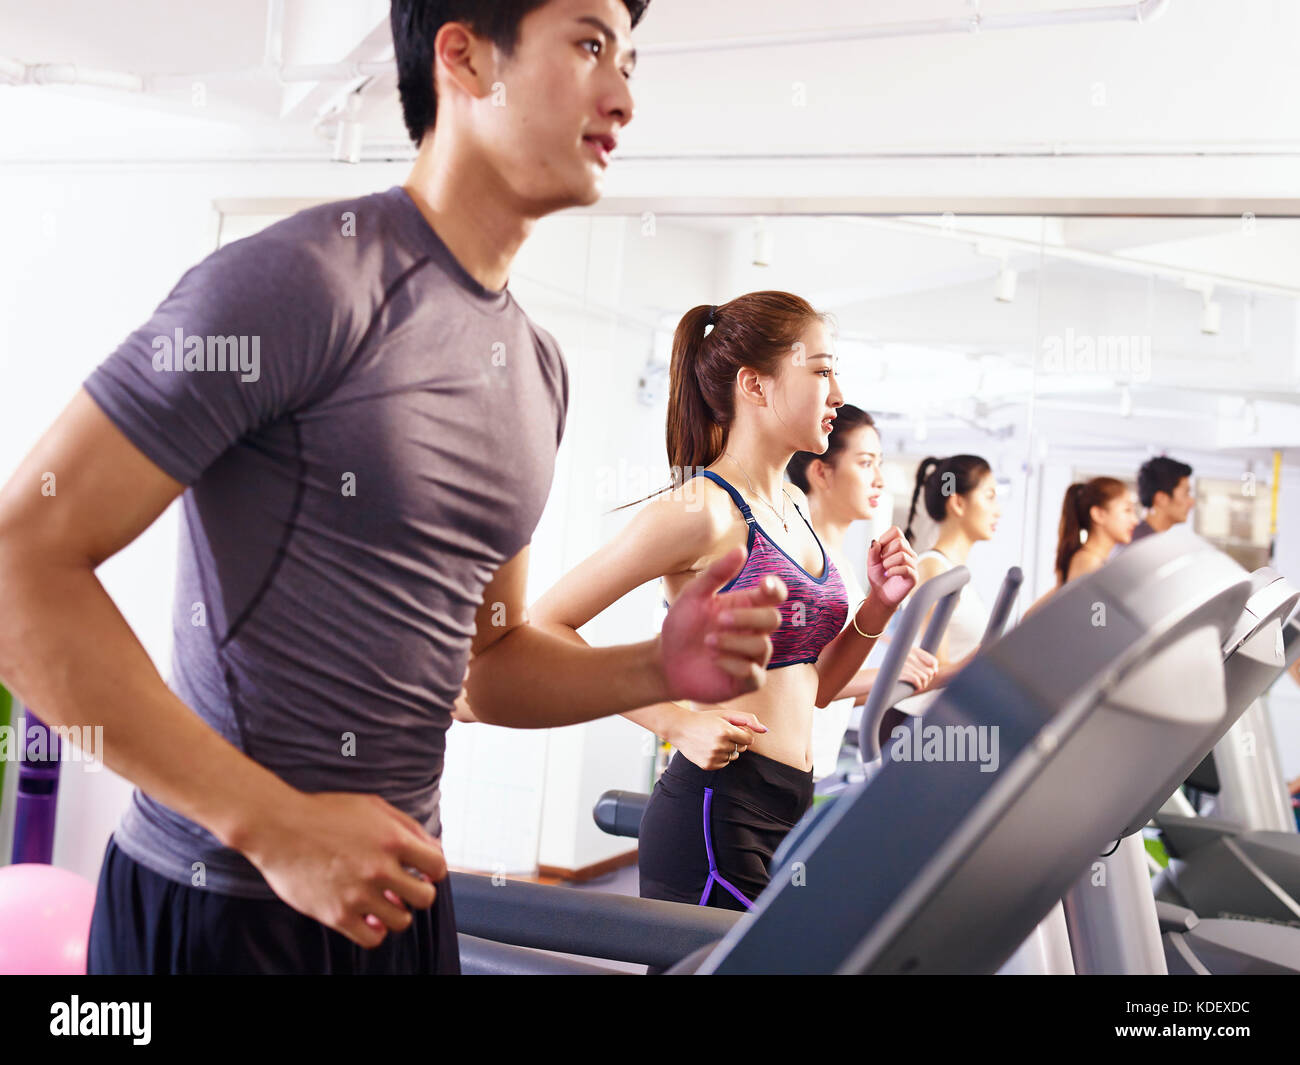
xmin=455 ymin=529 xmax=1257 ymax=974
xmin=1147 ymin=571 xmax=1300 ymax=941
xmin=592 ymin=564 xmax=1022 ymax=839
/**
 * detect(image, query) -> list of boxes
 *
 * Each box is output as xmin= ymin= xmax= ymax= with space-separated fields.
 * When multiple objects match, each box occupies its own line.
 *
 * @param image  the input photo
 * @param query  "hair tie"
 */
xmin=703 ymin=305 xmax=717 ymax=338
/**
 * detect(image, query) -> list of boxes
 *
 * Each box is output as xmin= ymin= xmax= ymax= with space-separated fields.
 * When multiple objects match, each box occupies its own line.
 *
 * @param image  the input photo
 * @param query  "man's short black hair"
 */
xmin=391 ymin=0 xmax=649 ymax=146
xmin=1137 ymin=455 xmax=1193 ymax=508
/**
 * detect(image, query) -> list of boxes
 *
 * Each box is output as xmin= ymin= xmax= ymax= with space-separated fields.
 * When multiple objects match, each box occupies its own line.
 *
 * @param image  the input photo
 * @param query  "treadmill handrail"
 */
xmin=979 ymin=566 xmax=1023 ymax=649
xmin=449 ymin=871 xmax=740 ymax=968
xmin=858 ymin=565 xmax=969 ymax=762
xmin=1283 ymin=618 xmax=1300 ymax=668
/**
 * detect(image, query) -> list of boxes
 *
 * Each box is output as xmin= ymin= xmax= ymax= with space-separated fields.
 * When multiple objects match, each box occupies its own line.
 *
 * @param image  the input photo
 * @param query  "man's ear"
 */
xmin=433 ymin=20 xmax=497 ymax=108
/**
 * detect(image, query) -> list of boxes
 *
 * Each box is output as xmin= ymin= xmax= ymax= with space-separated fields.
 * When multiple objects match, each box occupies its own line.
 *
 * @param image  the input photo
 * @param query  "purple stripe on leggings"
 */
xmin=699 ymin=787 xmax=754 ymax=910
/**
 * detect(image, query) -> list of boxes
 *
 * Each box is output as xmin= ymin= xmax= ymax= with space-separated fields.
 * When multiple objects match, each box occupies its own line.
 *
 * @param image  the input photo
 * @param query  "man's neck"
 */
xmin=1146 ymin=509 xmax=1175 ymax=533
xmin=403 ymin=132 xmax=536 ymax=293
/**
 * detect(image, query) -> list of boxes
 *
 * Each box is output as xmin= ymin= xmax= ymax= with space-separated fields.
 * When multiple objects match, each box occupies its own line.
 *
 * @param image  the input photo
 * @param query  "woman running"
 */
xmin=786 ymin=405 xmax=939 ymax=780
xmin=1026 ymin=476 xmax=1138 ymax=616
xmin=529 ymin=291 xmax=919 ymax=911
xmin=1052 ymin=476 xmax=1138 ymax=585
xmin=903 ymin=455 xmax=1000 ymax=674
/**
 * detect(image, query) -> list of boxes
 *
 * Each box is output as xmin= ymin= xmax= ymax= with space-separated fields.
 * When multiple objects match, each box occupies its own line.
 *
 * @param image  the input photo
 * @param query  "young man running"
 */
xmin=0 ymin=0 xmax=786 ymax=975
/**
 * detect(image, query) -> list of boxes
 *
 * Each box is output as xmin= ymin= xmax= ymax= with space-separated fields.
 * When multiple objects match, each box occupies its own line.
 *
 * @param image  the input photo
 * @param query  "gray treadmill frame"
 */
xmin=696 ymin=530 xmax=1250 ymax=974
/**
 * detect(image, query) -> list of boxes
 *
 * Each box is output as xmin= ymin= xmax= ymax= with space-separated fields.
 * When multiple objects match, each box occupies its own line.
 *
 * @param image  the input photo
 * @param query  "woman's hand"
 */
xmin=667 ymin=706 xmax=768 ymax=770
xmin=866 ymin=526 xmax=919 ymax=610
xmin=899 ymin=647 xmax=940 ymax=692
xmin=659 ymin=546 xmax=787 ymax=705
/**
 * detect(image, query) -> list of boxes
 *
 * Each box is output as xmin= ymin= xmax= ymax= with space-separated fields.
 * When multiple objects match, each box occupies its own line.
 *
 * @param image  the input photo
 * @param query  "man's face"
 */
xmin=474 ymin=0 xmax=637 ymax=215
xmin=1168 ymin=476 xmax=1194 ymax=523
xmin=1155 ymin=476 xmax=1193 ymax=523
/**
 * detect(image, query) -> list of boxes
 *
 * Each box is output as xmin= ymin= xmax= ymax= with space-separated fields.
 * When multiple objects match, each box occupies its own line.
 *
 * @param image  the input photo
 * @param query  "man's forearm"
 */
xmin=0 ymin=556 xmax=297 ymax=853
xmin=466 ymin=622 xmax=671 ymax=728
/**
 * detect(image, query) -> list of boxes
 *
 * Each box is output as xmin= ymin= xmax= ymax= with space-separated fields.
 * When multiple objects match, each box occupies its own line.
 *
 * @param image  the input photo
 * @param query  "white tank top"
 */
xmin=914 ymin=549 xmax=990 ymax=662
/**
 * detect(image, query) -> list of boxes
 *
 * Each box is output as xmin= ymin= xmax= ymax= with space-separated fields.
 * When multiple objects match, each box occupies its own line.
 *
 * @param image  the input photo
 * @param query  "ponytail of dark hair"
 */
xmin=904 ymin=457 xmax=941 ymax=543
xmin=1054 ymin=476 xmax=1127 ymax=584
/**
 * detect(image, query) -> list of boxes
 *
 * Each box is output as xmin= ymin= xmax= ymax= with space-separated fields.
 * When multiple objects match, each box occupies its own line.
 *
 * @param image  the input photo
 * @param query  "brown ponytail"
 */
xmin=1054 ymin=476 xmax=1127 ymax=584
xmin=666 ymin=304 xmax=726 ymax=486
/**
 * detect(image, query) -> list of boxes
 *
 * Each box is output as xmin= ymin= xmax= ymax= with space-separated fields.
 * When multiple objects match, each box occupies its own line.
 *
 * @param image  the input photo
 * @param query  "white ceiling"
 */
xmin=4 ymin=0 xmax=1297 ymax=446
xmin=4 ymin=0 xmax=1299 ymax=158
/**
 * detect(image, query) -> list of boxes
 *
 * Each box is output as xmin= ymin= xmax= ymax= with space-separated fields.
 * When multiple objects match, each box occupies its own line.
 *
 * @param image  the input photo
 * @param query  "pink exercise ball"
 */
xmin=0 ymin=863 xmax=97 ymax=975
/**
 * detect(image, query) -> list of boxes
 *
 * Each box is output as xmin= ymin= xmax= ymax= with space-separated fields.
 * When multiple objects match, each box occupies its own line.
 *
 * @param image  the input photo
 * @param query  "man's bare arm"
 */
xmin=0 ymin=389 xmax=298 ymax=851
xmin=465 ymin=543 xmax=784 ymax=728
xmin=464 ymin=546 xmax=673 ymax=727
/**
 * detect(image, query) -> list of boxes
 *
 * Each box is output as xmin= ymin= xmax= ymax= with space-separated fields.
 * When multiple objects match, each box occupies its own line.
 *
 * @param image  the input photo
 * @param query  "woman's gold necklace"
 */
xmin=725 ymin=452 xmax=791 ymax=533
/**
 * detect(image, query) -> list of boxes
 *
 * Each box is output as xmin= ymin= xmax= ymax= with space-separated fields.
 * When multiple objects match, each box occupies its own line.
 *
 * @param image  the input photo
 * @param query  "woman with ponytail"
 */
xmin=902 ymin=454 xmax=1000 ymax=672
xmin=1024 ymin=477 xmax=1138 ymax=618
xmin=787 ymin=406 xmax=939 ymax=780
xmin=530 ymin=292 xmax=920 ymax=911
xmin=1052 ymin=477 xmax=1138 ymax=585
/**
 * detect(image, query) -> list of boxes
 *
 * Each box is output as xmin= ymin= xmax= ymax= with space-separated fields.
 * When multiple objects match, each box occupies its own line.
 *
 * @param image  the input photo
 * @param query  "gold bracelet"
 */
xmin=852 ymin=598 xmax=886 ymax=640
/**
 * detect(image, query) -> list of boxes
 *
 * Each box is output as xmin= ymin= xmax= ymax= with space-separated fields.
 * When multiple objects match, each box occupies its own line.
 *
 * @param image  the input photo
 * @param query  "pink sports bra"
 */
xmin=693 ymin=470 xmax=849 ymax=669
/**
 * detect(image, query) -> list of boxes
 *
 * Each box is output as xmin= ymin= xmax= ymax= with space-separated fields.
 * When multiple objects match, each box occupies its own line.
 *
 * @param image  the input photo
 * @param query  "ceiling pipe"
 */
xmin=850 ymin=216 xmax=1300 ymax=301
xmin=0 ymin=55 xmax=391 ymax=90
xmin=0 ymin=0 xmax=1171 ymax=93
xmin=264 ymin=0 xmax=284 ymax=74
xmin=637 ymin=0 xmax=1171 ymax=56
xmin=0 ymin=62 xmax=145 ymax=92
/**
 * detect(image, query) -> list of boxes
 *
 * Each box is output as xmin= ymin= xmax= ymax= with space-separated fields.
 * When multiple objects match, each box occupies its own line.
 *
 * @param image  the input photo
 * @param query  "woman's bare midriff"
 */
xmin=663 ymin=477 xmax=829 ymax=774
xmin=687 ymin=662 xmax=820 ymax=772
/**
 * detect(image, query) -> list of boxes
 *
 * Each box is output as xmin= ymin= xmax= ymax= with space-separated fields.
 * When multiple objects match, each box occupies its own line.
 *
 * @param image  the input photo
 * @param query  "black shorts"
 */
xmin=638 ymin=750 xmax=814 ymax=911
xmin=86 ymin=837 xmax=460 ymax=975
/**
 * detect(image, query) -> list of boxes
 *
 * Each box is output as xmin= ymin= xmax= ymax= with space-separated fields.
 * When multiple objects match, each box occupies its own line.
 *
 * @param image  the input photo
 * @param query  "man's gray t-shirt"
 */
xmin=83 ymin=186 xmax=568 ymax=898
xmin=1130 ymin=519 xmax=1157 ymax=542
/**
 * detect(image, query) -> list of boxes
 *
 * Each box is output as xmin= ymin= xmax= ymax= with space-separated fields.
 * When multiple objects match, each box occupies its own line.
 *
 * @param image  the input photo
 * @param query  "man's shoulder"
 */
xmin=215 ymin=189 xmax=397 ymax=281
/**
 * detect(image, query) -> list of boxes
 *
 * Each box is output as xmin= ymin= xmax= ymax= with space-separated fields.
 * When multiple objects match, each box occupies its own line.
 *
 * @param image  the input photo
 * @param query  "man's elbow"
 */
xmin=462 ymin=624 xmax=531 ymax=727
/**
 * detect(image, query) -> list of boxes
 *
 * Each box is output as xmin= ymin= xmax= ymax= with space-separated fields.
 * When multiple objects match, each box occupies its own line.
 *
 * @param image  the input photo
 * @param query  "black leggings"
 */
xmin=638 ymin=750 xmax=814 ymax=911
